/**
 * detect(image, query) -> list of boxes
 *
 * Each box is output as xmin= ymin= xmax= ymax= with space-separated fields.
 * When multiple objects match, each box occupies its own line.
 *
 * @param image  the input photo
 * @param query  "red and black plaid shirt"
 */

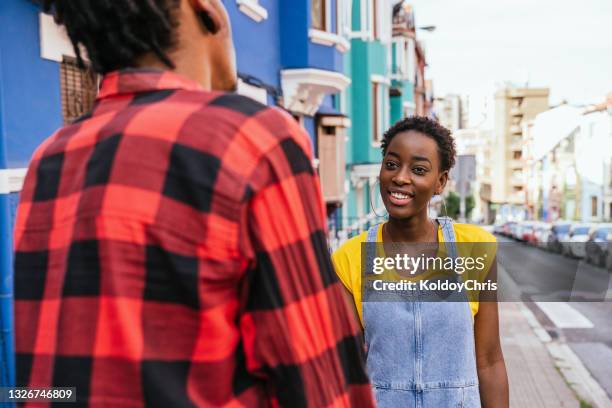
xmin=14 ymin=69 xmax=373 ymax=407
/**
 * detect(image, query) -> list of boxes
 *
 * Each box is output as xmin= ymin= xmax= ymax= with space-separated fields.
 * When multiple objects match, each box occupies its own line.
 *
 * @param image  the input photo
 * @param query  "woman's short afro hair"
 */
xmin=381 ymin=116 xmax=456 ymax=172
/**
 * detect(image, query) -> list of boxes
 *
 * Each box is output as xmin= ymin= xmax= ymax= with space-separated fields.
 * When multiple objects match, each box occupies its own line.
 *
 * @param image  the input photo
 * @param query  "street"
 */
xmin=497 ymin=235 xmax=612 ymax=404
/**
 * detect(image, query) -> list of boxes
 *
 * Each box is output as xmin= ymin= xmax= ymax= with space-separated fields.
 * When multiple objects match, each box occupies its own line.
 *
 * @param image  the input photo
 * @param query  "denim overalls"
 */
xmin=363 ymin=217 xmax=481 ymax=407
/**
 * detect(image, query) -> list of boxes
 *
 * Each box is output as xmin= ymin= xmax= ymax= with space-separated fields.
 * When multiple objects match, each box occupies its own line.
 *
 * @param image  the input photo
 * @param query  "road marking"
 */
xmin=535 ymin=302 xmax=594 ymax=329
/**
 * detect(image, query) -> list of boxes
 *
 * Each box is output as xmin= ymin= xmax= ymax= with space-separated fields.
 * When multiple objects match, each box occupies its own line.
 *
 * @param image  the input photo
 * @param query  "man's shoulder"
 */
xmin=179 ymin=91 xmax=306 ymax=149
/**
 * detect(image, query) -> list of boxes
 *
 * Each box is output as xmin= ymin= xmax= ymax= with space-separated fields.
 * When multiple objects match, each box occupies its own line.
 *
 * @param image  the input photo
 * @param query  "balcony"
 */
xmin=280 ymin=69 xmax=350 ymax=115
xmin=510 ymin=159 xmax=523 ymax=169
xmin=510 ymin=141 xmax=523 ymax=151
xmin=510 ymin=125 xmax=522 ymax=134
xmin=511 ymin=177 xmax=524 ymax=187
xmin=510 ymin=107 xmax=523 ymax=116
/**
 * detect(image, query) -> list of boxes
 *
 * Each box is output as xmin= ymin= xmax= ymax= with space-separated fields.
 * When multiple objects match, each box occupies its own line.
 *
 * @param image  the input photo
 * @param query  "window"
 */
xmin=393 ymin=38 xmax=413 ymax=78
xmin=311 ymin=0 xmax=326 ymax=31
xmin=372 ymin=79 xmax=389 ymax=144
xmin=591 ymin=196 xmax=598 ymax=217
xmin=366 ymin=0 xmax=390 ymax=42
xmin=60 ymin=57 xmax=98 ymax=124
xmin=318 ymin=118 xmax=346 ymax=203
xmin=513 ymin=151 xmax=522 ymax=160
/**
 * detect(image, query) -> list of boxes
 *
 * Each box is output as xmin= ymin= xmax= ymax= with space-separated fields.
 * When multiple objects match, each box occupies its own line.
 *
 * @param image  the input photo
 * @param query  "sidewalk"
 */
xmin=499 ymin=302 xmax=579 ymax=407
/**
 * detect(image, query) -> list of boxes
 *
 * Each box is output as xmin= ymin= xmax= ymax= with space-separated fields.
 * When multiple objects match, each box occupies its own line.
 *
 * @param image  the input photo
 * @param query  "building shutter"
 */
xmin=60 ymin=56 xmax=98 ymax=124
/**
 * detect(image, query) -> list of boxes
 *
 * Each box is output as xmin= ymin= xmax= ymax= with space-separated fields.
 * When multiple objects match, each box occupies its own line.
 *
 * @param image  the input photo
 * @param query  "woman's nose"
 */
xmin=392 ymin=169 xmax=411 ymax=185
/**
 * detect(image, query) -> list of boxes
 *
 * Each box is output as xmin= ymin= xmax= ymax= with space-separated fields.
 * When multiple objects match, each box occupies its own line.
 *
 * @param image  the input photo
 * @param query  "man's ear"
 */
xmin=189 ymin=0 xmax=224 ymax=34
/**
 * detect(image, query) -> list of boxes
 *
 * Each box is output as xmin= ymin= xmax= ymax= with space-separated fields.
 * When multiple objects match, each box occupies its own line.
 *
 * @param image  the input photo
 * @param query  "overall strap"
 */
xmin=365 ymin=224 xmax=379 ymax=275
xmin=437 ymin=216 xmax=458 ymax=259
xmin=366 ymin=224 xmax=379 ymax=243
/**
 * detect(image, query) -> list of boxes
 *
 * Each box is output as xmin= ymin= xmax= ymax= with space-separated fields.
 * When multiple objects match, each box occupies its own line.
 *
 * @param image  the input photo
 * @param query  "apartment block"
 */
xmin=492 ymin=87 xmax=549 ymax=207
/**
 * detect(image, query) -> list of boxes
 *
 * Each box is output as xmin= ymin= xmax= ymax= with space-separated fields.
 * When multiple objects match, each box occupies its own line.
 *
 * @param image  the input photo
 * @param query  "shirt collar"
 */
xmin=97 ymin=68 xmax=204 ymax=99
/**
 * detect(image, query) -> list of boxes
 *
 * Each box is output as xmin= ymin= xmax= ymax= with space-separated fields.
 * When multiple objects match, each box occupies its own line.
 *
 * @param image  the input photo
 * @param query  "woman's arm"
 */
xmin=474 ymin=262 xmax=509 ymax=407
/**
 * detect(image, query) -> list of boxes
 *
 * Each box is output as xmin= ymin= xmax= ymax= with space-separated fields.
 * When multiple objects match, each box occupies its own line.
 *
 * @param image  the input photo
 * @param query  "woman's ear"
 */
xmin=436 ymin=170 xmax=449 ymax=195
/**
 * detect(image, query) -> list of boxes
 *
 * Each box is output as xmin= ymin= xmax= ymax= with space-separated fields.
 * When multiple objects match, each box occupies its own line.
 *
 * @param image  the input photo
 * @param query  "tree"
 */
xmin=443 ymin=192 xmax=460 ymax=219
xmin=443 ymin=192 xmax=475 ymax=220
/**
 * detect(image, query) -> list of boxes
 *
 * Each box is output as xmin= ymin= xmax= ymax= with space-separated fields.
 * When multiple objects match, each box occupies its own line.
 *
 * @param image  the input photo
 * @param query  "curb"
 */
xmin=518 ymin=301 xmax=612 ymax=408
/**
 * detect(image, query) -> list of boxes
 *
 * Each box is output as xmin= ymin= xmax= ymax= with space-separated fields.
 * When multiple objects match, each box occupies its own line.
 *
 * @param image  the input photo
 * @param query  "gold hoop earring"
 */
xmin=370 ymin=180 xmax=387 ymax=218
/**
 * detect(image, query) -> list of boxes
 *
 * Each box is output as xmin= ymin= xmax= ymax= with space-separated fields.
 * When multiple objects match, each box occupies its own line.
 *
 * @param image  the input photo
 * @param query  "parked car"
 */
xmin=534 ymin=222 xmax=552 ymax=249
xmin=585 ymin=224 xmax=612 ymax=266
xmin=493 ymin=223 xmax=505 ymax=235
xmin=562 ymin=224 xmax=593 ymax=258
xmin=606 ymin=232 xmax=612 ymax=271
xmin=503 ymin=221 xmax=517 ymax=238
xmin=521 ymin=222 xmax=537 ymax=243
xmin=548 ymin=222 xmax=572 ymax=253
xmin=514 ymin=222 xmax=528 ymax=241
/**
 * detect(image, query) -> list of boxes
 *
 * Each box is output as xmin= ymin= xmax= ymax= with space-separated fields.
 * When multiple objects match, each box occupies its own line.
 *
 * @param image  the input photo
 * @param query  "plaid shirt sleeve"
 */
xmin=238 ymin=109 xmax=374 ymax=407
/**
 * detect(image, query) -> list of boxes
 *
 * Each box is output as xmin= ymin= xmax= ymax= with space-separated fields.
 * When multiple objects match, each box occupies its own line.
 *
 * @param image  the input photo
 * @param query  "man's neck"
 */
xmin=134 ymin=51 xmax=212 ymax=90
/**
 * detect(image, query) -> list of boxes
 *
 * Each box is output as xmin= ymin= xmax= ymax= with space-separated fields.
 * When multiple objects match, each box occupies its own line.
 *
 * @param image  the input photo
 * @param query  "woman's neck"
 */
xmin=384 ymin=212 xmax=437 ymax=243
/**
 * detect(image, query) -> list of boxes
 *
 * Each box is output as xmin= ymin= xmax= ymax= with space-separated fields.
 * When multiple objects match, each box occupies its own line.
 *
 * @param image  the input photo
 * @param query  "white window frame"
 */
xmin=371 ymin=75 xmax=390 ymax=146
xmin=310 ymin=0 xmax=351 ymax=52
xmin=236 ymin=0 xmax=268 ymax=22
xmin=338 ymin=0 xmax=353 ymax=38
xmin=364 ymin=0 xmax=391 ymax=43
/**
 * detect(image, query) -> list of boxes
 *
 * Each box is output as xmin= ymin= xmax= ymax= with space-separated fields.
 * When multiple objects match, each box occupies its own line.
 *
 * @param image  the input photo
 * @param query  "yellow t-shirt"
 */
xmin=332 ymin=222 xmax=497 ymax=326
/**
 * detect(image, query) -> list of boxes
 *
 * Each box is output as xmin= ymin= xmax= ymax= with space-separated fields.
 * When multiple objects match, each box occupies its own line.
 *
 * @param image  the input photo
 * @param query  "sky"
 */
xmin=407 ymin=0 xmax=612 ymax=127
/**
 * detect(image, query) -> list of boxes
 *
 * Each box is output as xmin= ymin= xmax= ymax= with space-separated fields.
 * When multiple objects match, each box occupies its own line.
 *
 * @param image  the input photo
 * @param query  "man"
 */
xmin=14 ymin=0 xmax=374 ymax=406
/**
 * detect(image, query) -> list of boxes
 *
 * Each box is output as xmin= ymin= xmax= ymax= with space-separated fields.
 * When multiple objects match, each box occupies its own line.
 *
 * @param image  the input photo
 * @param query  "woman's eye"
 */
xmin=385 ymin=161 xmax=398 ymax=169
xmin=413 ymin=167 xmax=427 ymax=175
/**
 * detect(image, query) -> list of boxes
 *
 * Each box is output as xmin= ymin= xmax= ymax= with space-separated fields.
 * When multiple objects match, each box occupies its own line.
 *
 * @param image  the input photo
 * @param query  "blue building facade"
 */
xmin=0 ymin=0 xmax=74 ymax=387
xmin=227 ymin=0 xmax=352 ymax=236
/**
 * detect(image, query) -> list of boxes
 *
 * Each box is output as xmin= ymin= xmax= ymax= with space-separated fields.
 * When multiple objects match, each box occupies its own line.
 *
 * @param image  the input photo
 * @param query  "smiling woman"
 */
xmin=332 ymin=116 xmax=509 ymax=408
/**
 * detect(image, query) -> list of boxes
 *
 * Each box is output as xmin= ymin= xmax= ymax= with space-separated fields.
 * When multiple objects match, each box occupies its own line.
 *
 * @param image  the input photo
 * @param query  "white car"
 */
xmin=534 ymin=223 xmax=552 ymax=249
xmin=563 ymin=224 xmax=594 ymax=258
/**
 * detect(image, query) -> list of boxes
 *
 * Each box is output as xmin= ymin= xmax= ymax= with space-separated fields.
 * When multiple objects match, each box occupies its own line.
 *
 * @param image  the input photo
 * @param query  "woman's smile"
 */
xmin=388 ymin=188 xmax=415 ymax=206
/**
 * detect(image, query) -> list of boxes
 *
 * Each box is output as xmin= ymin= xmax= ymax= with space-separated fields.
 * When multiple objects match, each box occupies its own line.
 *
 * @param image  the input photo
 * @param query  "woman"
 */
xmin=333 ymin=116 xmax=509 ymax=407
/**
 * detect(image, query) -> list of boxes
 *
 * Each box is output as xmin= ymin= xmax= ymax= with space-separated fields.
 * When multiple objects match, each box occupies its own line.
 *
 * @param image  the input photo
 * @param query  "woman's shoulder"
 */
xmin=452 ymin=223 xmax=497 ymax=243
xmin=333 ymin=229 xmax=369 ymax=260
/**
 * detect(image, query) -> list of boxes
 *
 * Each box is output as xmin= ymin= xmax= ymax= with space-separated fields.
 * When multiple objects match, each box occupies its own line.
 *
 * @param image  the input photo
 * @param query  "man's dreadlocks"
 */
xmin=42 ymin=0 xmax=181 ymax=73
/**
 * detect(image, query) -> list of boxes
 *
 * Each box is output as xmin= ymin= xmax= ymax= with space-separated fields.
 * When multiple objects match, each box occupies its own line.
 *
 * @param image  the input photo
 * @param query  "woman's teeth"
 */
xmin=391 ymin=192 xmax=409 ymax=199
